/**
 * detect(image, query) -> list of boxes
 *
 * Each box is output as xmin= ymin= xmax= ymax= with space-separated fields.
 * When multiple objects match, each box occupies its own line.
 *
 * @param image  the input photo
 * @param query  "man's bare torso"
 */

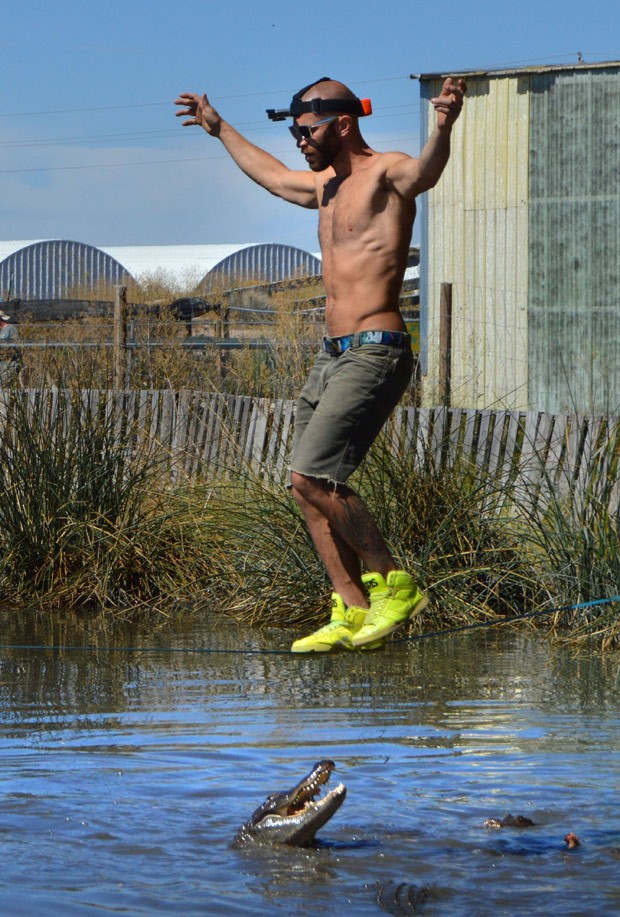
xmin=313 ymin=151 xmax=417 ymax=338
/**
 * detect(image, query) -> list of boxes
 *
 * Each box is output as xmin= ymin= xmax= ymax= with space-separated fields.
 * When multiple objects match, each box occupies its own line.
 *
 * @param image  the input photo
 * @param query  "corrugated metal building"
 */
xmin=0 ymin=240 xmax=130 ymax=301
xmin=0 ymin=241 xmax=322 ymax=301
xmin=203 ymin=243 xmax=321 ymax=287
xmin=417 ymin=61 xmax=620 ymax=413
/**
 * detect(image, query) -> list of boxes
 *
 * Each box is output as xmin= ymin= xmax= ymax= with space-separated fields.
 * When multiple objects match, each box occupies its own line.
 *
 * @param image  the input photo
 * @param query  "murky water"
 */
xmin=0 ymin=609 xmax=619 ymax=916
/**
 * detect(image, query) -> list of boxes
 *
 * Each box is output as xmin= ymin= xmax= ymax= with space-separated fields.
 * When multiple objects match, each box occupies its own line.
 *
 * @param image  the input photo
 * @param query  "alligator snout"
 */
xmin=234 ymin=759 xmax=346 ymax=847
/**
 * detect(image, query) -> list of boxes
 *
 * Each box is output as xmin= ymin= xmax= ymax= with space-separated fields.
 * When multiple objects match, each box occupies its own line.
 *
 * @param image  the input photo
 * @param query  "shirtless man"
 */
xmin=175 ymin=75 xmax=465 ymax=651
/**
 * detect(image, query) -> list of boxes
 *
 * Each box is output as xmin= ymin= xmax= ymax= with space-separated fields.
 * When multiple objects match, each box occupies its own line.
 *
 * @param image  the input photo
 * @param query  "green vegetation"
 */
xmin=2 ymin=275 xmax=619 ymax=650
xmin=0 ymin=386 xmax=618 ymax=652
xmin=513 ymin=423 xmax=620 ymax=651
xmin=0 ymin=391 xmax=213 ymax=614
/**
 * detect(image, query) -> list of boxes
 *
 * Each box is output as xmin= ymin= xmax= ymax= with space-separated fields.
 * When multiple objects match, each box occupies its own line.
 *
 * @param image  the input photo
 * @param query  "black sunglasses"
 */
xmin=288 ymin=116 xmax=339 ymax=142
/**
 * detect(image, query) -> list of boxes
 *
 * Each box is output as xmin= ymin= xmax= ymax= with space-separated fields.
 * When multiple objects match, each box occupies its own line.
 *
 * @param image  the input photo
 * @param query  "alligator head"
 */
xmin=234 ymin=759 xmax=346 ymax=847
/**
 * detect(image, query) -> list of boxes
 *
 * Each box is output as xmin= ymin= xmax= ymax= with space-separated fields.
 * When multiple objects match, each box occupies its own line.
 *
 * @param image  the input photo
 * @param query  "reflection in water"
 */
xmin=0 ymin=608 xmax=619 ymax=916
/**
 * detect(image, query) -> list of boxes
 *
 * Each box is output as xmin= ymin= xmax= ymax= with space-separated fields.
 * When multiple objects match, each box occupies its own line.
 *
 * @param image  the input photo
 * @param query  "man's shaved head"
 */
xmin=301 ymin=80 xmax=360 ymax=108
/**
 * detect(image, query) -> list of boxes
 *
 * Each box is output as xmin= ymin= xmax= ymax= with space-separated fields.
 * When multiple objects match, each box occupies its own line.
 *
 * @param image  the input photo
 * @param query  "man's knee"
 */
xmin=290 ymin=470 xmax=321 ymax=502
xmin=290 ymin=471 xmax=351 ymax=506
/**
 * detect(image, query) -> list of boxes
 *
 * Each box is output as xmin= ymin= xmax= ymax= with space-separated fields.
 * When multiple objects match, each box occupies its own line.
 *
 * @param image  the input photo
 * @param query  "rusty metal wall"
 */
xmin=419 ymin=73 xmax=530 ymax=409
xmin=420 ymin=62 xmax=620 ymax=413
xmin=528 ymin=66 xmax=620 ymax=413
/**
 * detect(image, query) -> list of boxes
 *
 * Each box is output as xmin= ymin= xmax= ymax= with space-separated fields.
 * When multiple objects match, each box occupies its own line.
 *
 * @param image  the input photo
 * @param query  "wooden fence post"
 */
xmin=438 ymin=282 xmax=452 ymax=407
xmin=113 ymin=285 xmax=128 ymax=390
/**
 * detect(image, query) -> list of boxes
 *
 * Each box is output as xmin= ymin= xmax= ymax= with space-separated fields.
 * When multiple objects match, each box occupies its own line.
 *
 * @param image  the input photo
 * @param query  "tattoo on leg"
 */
xmin=338 ymin=491 xmax=389 ymax=558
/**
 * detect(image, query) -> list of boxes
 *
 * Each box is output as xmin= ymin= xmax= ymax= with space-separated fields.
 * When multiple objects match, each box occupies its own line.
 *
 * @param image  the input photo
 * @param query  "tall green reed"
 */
xmin=514 ymin=419 xmax=620 ymax=649
xmin=356 ymin=435 xmax=541 ymax=629
xmin=0 ymin=390 xmax=213 ymax=613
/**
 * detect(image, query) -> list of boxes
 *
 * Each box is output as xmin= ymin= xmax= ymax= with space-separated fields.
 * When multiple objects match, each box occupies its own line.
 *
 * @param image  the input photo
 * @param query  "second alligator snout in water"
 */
xmin=484 ymin=814 xmax=536 ymax=829
xmin=234 ymin=759 xmax=346 ymax=847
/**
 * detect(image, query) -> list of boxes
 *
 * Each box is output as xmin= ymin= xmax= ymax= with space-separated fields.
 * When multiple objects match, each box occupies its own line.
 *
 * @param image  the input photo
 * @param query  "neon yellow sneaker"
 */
xmin=291 ymin=593 xmax=367 ymax=653
xmin=351 ymin=571 xmax=428 ymax=647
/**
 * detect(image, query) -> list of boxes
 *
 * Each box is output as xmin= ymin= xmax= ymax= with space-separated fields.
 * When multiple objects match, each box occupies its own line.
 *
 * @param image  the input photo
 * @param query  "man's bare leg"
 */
xmin=290 ymin=471 xmax=396 ymax=607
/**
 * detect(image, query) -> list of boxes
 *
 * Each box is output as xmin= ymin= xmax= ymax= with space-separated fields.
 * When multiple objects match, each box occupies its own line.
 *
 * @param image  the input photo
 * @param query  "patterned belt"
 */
xmin=322 ymin=330 xmax=410 ymax=355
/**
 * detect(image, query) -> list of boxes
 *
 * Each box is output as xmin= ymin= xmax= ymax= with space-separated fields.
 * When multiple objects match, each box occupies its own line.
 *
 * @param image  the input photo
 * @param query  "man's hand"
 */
xmin=174 ymin=92 xmax=222 ymax=137
xmin=431 ymin=77 xmax=467 ymax=128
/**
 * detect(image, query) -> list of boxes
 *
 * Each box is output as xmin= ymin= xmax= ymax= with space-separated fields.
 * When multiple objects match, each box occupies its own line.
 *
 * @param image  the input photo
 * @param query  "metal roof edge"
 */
xmin=410 ymin=60 xmax=620 ymax=80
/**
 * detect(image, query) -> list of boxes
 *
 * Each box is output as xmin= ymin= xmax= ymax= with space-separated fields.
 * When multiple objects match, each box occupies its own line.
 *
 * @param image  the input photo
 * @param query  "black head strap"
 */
xmin=266 ymin=77 xmax=371 ymax=121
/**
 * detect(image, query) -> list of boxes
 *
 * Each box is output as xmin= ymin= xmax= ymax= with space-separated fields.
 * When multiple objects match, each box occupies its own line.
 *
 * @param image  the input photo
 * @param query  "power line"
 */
xmin=0 ymin=75 xmax=413 ymax=120
xmin=0 ymin=105 xmax=419 ymax=151
xmin=0 ymin=134 xmax=420 ymax=176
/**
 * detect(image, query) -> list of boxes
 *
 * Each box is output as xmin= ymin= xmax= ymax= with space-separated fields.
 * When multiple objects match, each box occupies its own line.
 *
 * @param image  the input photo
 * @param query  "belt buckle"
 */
xmin=361 ymin=331 xmax=384 ymax=346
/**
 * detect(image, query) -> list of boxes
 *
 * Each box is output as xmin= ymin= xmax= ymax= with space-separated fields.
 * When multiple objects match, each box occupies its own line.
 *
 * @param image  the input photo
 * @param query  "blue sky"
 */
xmin=1 ymin=0 xmax=618 ymax=253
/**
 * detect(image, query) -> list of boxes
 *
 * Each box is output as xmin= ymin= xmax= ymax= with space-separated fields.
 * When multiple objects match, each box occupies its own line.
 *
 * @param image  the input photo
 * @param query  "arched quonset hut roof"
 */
xmin=0 ymin=239 xmax=131 ymax=300
xmin=100 ymin=243 xmax=256 ymax=289
xmin=0 ymin=240 xmax=322 ymax=301
xmin=197 ymin=243 xmax=322 ymax=290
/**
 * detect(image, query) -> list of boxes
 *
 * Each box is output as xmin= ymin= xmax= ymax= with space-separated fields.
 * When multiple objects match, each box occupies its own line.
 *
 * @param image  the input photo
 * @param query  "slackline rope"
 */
xmin=0 ymin=595 xmax=619 ymax=657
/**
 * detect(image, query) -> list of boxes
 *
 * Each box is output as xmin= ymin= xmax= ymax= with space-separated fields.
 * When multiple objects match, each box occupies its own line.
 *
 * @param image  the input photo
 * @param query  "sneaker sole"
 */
xmin=291 ymin=638 xmax=355 ymax=654
xmin=351 ymin=596 xmax=429 ymax=647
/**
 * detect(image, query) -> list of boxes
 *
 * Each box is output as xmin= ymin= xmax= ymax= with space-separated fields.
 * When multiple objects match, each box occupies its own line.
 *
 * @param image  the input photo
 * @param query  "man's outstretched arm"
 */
xmin=175 ymin=92 xmax=318 ymax=208
xmin=387 ymin=77 xmax=467 ymax=199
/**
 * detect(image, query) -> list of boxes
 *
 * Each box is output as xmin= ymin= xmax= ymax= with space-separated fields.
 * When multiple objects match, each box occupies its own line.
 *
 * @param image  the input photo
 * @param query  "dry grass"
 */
xmin=15 ymin=272 xmax=421 ymax=402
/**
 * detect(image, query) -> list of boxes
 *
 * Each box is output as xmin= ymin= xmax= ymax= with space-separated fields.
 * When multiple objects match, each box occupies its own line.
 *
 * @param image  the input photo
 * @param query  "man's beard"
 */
xmin=304 ymin=127 xmax=339 ymax=172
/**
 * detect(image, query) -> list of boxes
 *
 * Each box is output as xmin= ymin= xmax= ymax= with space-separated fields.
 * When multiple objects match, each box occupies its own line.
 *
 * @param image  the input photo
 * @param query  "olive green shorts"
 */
xmin=289 ymin=335 xmax=413 ymax=486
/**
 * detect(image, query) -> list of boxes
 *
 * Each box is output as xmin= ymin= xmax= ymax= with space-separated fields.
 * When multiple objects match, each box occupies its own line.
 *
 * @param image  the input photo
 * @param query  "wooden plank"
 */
xmin=402 ymin=406 xmax=418 ymax=455
xmin=215 ymin=395 xmax=237 ymax=476
xmin=461 ymin=409 xmax=478 ymax=468
xmin=513 ymin=411 xmax=541 ymax=508
xmin=187 ymin=393 xmax=210 ymax=478
xmin=475 ymin=410 xmax=493 ymax=473
xmin=172 ymin=389 xmax=191 ymax=480
xmin=529 ymin=412 xmax=555 ymax=507
xmin=390 ymin=407 xmax=404 ymax=455
xmin=559 ymin=414 xmax=586 ymax=496
xmin=147 ymin=390 xmax=161 ymax=446
xmin=498 ymin=410 xmax=523 ymax=490
xmin=246 ymin=398 xmax=270 ymax=472
xmin=274 ymin=400 xmax=295 ymax=484
xmin=265 ymin=398 xmax=285 ymax=470
xmin=415 ymin=408 xmax=432 ymax=470
xmin=544 ymin=413 xmax=570 ymax=497
xmin=575 ymin=416 xmax=604 ymax=500
xmin=208 ymin=396 xmax=226 ymax=469
xmin=206 ymin=395 xmax=226 ymax=472
xmin=430 ymin=406 xmax=448 ymax=470
xmin=487 ymin=411 xmax=506 ymax=478
xmin=607 ymin=417 xmax=620 ymax=514
xmin=446 ymin=408 xmax=464 ymax=469
xmin=237 ymin=395 xmax=253 ymax=470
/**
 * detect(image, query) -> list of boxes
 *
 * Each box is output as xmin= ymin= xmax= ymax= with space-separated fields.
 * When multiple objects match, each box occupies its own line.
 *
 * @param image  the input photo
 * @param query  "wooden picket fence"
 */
xmin=2 ymin=388 xmax=619 ymax=512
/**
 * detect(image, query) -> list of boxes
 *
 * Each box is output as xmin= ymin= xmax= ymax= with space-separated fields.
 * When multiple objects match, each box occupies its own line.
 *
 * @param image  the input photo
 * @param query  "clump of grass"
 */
xmin=356 ymin=436 xmax=541 ymax=629
xmin=183 ymin=475 xmax=328 ymax=628
xmin=1 ymin=380 xmax=619 ymax=652
xmin=516 ymin=424 xmax=620 ymax=650
xmin=0 ymin=391 xmax=215 ymax=614
xmin=178 ymin=429 xmax=540 ymax=631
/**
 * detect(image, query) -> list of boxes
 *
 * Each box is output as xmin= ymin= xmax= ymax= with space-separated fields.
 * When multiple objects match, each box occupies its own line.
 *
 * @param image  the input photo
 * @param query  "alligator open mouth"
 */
xmin=234 ymin=759 xmax=346 ymax=846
